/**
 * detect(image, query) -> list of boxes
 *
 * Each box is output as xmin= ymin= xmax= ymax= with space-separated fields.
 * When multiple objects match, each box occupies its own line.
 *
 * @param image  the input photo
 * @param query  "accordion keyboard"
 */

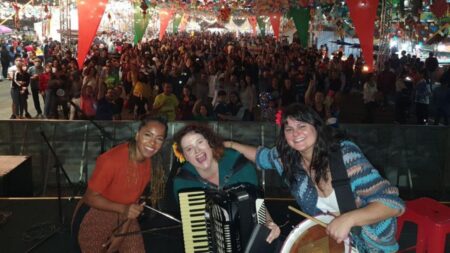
xmin=179 ymin=191 xmax=210 ymax=253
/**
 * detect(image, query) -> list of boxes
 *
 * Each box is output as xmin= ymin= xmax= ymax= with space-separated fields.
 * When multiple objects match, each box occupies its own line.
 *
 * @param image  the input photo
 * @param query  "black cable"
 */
xmin=22 ymin=221 xmax=59 ymax=242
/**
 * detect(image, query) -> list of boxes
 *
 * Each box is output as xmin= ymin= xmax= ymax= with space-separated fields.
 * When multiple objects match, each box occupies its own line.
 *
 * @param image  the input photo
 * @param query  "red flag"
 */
xmin=248 ymin=16 xmax=257 ymax=36
xmin=77 ymin=0 xmax=107 ymax=68
xmin=430 ymin=0 xmax=448 ymax=18
xmin=346 ymin=0 xmax=379 ymax=72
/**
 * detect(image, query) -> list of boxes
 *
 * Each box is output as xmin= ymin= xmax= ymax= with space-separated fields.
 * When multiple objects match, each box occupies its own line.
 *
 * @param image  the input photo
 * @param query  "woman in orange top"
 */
xmin=72 ymin=116 xmax=168 ymax=253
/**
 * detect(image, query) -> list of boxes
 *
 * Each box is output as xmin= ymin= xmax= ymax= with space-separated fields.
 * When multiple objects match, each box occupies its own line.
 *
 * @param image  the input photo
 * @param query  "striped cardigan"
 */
xmin=256 ymin=140 xmax=405 ymax=252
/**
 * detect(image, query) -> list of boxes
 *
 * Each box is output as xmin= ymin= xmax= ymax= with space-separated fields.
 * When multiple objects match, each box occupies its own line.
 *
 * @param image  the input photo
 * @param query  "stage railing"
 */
xmin=0 ymin=120 xmax=449 ymax=201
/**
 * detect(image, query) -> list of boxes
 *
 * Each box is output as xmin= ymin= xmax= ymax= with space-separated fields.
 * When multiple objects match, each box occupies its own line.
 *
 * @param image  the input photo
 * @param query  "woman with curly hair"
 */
xmin=225 ymin=103 xmax=405 ymax=252
xmin=172 ymin=124 xmax=280 ymax=245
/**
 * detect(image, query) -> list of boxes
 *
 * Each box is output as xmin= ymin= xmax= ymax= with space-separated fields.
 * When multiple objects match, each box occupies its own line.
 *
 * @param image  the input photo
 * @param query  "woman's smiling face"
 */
xmin=134 ymin=121 xmax=166 ymax=161
xmin=283 ymin=117 xmax=317 ymax=158
xmin=180 ymin=132 xmax=214 ymax=172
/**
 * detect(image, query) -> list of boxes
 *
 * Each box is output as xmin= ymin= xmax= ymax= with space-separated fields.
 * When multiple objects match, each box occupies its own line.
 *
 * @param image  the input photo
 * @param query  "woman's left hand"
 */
xmin=266 ymin=221 xmax=281 ymax=244
xmin=326 ymin=213 xmax=354 ymax=244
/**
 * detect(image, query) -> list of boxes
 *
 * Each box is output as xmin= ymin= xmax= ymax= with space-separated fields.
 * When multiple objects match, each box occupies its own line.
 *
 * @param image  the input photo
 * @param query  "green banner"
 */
xmin=173 ymin=13 xmax=182 ymax=33
xmin=134 ymin=2 xmax=150 ymax=45
xmin=256 ymin=16 xmax=266 ymax=36
xmin=289 ymin=8 xmax=310 ymax=47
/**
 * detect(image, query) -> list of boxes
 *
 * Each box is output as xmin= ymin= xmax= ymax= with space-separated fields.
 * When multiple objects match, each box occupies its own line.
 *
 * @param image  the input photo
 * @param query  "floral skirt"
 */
xmin=72 ymin=203 xmax=145 ymax=253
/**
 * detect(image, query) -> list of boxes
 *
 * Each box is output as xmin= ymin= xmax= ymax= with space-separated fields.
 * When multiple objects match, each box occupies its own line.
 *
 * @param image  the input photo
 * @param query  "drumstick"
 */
xmin=288 ymin=206 xmax=327 ymax=228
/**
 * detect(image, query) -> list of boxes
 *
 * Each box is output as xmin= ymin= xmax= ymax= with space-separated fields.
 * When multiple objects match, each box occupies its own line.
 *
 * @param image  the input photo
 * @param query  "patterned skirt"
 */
xmin=72 ymin=202 xmax=145 ymax=253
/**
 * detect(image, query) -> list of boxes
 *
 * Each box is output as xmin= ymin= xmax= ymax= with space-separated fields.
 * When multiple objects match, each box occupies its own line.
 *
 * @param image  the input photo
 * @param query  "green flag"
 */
xmin=134 ymin=2 xmax=150 ymax=45
xmin=173 ymin=13 xmax=182 ymax=33
xmin=289 ymin=8 xmax=310 ymax=47
xmin=257 ymin=17 xmax=266 ymax=36
xmin=256 ymin=17 xmax=266 ymax=36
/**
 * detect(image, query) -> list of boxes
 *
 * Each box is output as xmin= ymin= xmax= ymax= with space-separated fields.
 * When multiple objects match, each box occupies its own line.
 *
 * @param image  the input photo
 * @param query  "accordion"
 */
xmin=179 ymin=183 xmax=271 ymax=253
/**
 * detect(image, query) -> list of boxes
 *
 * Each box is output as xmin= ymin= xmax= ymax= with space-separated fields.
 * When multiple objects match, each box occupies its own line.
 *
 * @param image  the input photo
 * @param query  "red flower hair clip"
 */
xmin=275 ymin=110 xmax=283 ymax=126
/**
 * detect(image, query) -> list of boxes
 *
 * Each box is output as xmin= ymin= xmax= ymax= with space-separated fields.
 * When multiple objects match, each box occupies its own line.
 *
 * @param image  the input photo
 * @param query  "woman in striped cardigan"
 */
xmin=225 ymin=103 xmax=404 ymax=252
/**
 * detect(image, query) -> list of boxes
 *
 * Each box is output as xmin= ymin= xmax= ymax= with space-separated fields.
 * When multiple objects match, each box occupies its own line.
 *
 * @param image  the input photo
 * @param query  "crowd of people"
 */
xmin=0 ymin=32 xmax=449 ymax=125
xmin=2 ymin=32 xmax=445 ymax=252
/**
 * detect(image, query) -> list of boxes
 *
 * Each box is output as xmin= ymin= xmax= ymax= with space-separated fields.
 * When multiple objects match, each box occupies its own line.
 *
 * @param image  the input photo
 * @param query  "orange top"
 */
xmin=88 ymin=143 xmax=151 ymax=205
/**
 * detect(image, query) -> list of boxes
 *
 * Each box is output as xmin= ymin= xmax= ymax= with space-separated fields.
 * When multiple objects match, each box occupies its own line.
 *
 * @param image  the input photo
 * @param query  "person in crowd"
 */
xmin=432 ymin=79 xmax=449 ymax=126
xmin=394 ymin=71 xmax=411 ymax=124
xmin=28 ymin=58 xmax=44 ymax=118
xmin=1 ymin=45 xmax=11 ymax=80
xmin=133 ymin=89 xmax=149 ymax=120
xmin=53 ymin=64 xmax=70 ymax=119
xmin=95 ymin=87 xmax=119 ymax=121
xmin=280 ymin=76 xmax=296 ymax=108
xmin=68 ymin=59 xmax=82 ymax=120
xmin=171 ymin=124 xmax=281 ymax=245
xmin=425 ymin=52 xmax=438 ymax=82
xmin=178 ymin=86 xmax=196 ymax=120
xmin=153 ymin=82 xmax=179 ymax=121
xmin=39 ymin=63 xmax=51 ymax=109
xmin=363 ymin=73 xmax=378 ymax=123
xmin=213 ymin=90 xmax=230 ymax=120
xmin=224 ymin=103 xmax=404 ymax=252
xmin=8 ymin=57 xmax=23 ymax=119
xmin=192 ymin=99 xmax=214 ymax=121
xmin=72 ymin=116 xmax=168 ymax=253
xmin=377 ymin=63 xmax=396 ymax=109
xmin=311 ymin=91 xmax=327 ymax=121
xmin=79 ymin=85 xmax=97 ymax=120
xmin=14 ymin=61 xmax=31 ymax=119
xmin=414 ymin=70 xmax=432 ymax=125
xmin=239 ymin=74 xmax=256 ymax=119
xmin=130 ymin=72 xmax=152 ymax=118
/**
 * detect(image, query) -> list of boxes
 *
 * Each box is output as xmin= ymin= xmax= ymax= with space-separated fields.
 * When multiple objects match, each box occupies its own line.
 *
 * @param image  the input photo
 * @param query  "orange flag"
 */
xmin=159 ymin=9 xmax=175 ymax=40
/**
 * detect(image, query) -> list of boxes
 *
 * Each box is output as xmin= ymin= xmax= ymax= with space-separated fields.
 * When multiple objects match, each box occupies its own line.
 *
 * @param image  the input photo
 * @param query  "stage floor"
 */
xmin=0 ymin=197 xmax=441 ymax=253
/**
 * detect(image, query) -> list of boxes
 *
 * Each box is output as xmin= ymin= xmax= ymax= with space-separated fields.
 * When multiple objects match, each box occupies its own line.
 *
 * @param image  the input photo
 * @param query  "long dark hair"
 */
xmin=129 ymin=115 xmax=168 ymax=206
xmin=276 ymin=103 xmax=345 ymax=187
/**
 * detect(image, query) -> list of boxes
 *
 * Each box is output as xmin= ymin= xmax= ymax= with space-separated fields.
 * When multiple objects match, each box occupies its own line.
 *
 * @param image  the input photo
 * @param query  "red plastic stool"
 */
xmin=396 ymin=197 xmax=450 ymax=253
xmin=423 ymin=199 xmax=450 ymax=253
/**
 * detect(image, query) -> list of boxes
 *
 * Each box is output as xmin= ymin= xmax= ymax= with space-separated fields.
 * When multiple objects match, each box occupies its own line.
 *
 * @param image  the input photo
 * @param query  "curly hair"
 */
xmin=276 ymin=103 xmax=345 ymax=188
xmin=173 ymin=124 xmax=224 ymax=161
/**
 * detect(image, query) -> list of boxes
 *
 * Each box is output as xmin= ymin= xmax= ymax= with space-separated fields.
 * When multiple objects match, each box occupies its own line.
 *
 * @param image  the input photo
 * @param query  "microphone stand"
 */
xmin=68 ymin=100 xmax=115 ymax=187
xmin=40 ymin=131 xmax=75 ymax=224
xmin=26 ymin=131 xmax=76 ymax=253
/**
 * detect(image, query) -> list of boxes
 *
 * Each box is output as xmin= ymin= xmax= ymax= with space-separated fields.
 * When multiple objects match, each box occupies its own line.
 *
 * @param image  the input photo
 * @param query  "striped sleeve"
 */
xmin=342 ymin=141 xmax=405 ymax=212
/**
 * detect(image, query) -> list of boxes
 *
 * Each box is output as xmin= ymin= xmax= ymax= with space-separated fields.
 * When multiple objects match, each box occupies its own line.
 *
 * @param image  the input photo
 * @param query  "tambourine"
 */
xmin=281 ymin=214 xmax=358 ymax=253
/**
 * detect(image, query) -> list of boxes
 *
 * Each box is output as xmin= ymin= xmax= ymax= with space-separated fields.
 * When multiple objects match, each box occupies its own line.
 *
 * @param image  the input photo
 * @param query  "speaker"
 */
xmin=0 ymin=156 xmax=33 ymax=196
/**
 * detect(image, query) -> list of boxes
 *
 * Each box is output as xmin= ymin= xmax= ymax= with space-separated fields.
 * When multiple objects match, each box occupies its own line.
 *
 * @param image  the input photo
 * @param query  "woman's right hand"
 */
xmin=122 ymin=203 xmax=144 ymax=219
xmin=223 ymin=141 xmax=233 ymax=149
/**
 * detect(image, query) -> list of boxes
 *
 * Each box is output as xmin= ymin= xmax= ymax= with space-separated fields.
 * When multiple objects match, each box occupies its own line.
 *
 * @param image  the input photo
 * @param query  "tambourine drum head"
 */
xmin=290 ymin=224 xmax=344 ymax=253
xmin=281 ymin=214 xmax=349 ymax=253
